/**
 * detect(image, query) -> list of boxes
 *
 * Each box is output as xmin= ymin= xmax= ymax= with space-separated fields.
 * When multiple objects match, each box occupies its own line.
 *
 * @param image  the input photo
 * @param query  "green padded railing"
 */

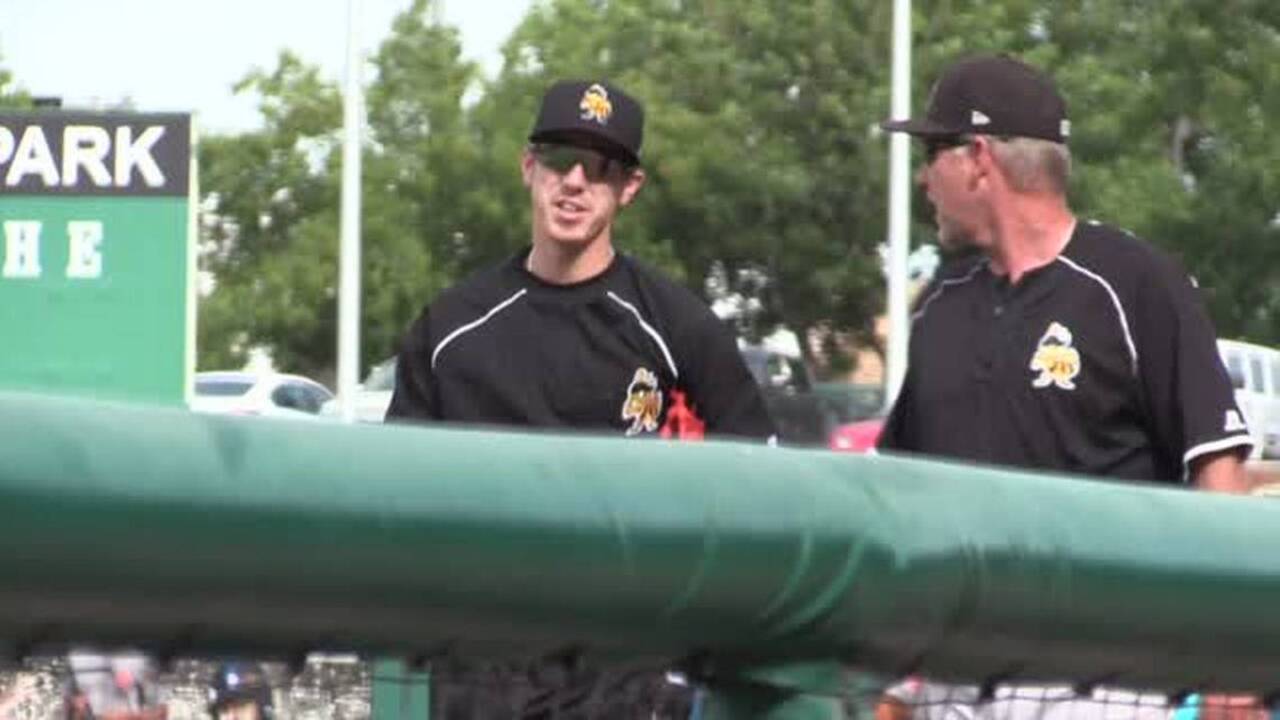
xmin=1 ymin=390 xmax=1278 ymax=700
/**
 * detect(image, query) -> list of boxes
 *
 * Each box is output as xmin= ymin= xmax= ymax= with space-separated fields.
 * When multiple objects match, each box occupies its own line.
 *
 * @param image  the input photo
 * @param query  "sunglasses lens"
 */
xmin=925 ymin=136 xmax=965 ymax=163
xmin=537 ymin=146 xmax=580 ymax=173
xmin=535 ymin=145 xmax=614 ymax=180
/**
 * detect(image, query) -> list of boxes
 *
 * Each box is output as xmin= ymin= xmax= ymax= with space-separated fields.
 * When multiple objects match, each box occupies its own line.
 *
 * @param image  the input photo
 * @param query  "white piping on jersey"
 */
xmin=1183 ymin=435 xmax=1255 ymax=479
xmin=431 ymin=288 xmax=528 ymax=370
xmin=1055 ymin=255 xmax=1139 ymax=376
xmin=605 ymin=291 xmax=680 ymax=379
xmin=911 ymin=262 xmax=986 ymax=323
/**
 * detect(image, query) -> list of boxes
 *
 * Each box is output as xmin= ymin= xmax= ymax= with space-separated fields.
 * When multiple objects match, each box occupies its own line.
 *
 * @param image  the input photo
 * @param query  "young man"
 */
xmin=387 ymin=79 xmax=775 ymax=718
xmin=878 ymin=54 xmax=1252 ymax=491
xmin=387 ymin=79 xmax=775 ymax=443
xmin=874 ymin=53 xmax=1257 ymax=720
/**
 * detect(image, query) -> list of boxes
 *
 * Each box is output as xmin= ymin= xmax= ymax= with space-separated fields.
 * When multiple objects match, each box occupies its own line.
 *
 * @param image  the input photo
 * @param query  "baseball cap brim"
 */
xmin=530 ymin=129 xmax=640 ymax=166
xmin=880 ymin=117 xmax=964 ymax=138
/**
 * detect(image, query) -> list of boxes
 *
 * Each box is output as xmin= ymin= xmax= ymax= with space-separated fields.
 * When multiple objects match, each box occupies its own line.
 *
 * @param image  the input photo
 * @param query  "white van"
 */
xmin=1217 ymin=339 xmax=1280 ymax=459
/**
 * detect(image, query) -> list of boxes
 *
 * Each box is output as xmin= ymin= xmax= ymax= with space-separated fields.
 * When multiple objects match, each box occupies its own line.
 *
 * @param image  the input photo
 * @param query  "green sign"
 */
xmin=0 ymin=112 xmax=193 ymax=406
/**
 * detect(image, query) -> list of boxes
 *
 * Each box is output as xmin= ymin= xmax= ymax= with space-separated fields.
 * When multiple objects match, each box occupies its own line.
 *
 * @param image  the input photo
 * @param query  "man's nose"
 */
xmin=561 ymin=162 xmax=589 ymax=188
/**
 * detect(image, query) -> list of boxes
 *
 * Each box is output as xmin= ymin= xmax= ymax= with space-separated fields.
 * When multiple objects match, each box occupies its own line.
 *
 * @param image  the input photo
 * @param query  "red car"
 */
xmin=829 ymin=417 xmax=885 ymax=453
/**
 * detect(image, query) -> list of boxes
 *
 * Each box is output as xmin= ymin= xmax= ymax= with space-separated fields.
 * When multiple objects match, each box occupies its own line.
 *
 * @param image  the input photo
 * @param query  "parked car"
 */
xmin=191 ymin=371 xmax=334 ymax=419
xmin=739 ymin=344 xmax=839 ymax=447
xmin=320 ymin=357 xmax=396 ymax=423
xmin=1218 ymin=339 xmax=1280 ymax=459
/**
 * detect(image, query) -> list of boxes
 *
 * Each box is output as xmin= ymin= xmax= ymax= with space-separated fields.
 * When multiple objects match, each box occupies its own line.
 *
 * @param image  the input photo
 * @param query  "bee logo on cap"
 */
xmin=621 ymin=367 xmax=662 ymax=435
xmin=579 ymin=83 xmax=613 ymax=125
xmin=1029 ymin=321 xmax=1081 ymax=390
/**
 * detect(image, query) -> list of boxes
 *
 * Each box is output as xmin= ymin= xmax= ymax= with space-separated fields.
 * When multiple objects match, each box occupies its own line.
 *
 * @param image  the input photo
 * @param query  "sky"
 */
xmin=0 ymin=0 xmax=535 ymax=134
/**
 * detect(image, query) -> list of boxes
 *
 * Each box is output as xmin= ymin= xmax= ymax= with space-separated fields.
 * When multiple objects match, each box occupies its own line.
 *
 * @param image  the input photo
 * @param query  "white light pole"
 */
xmin=337 ymin=0 xmax=364 ymax=423
xmin=885 ymin=0 xmax=912 ymax=409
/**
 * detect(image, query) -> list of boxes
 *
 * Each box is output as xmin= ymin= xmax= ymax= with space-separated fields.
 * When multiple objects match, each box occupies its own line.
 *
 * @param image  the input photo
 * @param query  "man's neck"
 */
xmin=986 ymin=198 xmax=1076 ymax=284
xmin=526 ymin=239 xmax=616 ymax=285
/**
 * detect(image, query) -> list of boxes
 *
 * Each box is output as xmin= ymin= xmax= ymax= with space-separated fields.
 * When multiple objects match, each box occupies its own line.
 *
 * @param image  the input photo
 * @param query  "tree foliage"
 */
xmin=912 ymin=0 xmax=1280 ymax=342
xmin=196 ymin=52 xmax=343 ymax=374
xmin=173 ymin=0 xmax=1280 ymax=378
xmin=0 ymin=49 xmax=31 ymax=109
xmin=485 ymin=0 xmax=895 ymax=364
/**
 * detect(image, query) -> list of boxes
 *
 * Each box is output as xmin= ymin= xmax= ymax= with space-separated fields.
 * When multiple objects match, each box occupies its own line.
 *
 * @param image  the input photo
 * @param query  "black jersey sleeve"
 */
xmin=678 ymin=318 xmax=777 ymax=441
xmin=385 ymin=308 xmax=440 ymax=422
xmin=1132 ymin=258 xmax=1253 ymax=469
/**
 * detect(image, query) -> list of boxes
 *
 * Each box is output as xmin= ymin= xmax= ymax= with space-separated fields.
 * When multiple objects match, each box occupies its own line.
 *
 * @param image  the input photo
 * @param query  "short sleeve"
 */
xmin=1132 ymin=261 xmax=1253 ymax=470
xmin=678 ymin=318 xmax=777 ymax=442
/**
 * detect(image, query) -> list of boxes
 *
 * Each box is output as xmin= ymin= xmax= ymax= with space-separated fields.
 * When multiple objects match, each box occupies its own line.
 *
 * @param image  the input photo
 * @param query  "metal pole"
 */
xmin=885 ymin=0 xmax=912 ymax=408
xmin=337 ymin=0 xmax=364 ymax=423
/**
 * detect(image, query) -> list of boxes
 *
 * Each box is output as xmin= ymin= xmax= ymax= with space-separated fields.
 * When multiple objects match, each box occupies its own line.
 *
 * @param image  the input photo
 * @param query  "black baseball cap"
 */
xmin=881 ymin=55 xmax=1070 ymax=143
xmin=529 ymin=80 xmax=644 ymax=165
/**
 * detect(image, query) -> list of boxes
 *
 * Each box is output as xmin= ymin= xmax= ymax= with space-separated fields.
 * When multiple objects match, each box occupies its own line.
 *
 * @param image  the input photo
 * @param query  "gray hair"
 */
xmin=987 ymin=136 xmax=1072 ymax=194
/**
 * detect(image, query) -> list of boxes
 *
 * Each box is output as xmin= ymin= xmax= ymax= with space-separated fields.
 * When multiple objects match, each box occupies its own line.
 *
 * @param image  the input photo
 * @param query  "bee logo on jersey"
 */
xmin=621 ymin=367 xmax=663 ymax=435
xmin=579 ymin=83 xmax=613 ymax=125
xmin=1030 ymin=322 xmax=1081 ymax=390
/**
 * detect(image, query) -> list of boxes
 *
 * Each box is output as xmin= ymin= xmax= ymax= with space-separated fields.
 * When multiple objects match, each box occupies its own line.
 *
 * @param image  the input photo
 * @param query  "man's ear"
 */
xmin=967 ymin=136 xmax=997 ymax=191
xmin=520 ymin=149 xmax=536 ymax=188
xmin=617 ymin=167 xmax=646 ymax=207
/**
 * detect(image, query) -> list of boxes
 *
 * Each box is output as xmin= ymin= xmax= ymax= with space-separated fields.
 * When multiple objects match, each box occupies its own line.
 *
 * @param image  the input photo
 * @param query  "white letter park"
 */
xmin=0 ymin=112 xmax=193 ymax=406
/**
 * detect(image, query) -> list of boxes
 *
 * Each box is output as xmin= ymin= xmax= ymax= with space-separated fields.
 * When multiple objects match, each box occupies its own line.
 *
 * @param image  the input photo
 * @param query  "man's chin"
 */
xmin=936 ymin=225 xmax=976 ymax=252
xmin=543 ymin=233 xmax=592 ymax=247
xmin=542 ymin=224 xmax=605 ymax=246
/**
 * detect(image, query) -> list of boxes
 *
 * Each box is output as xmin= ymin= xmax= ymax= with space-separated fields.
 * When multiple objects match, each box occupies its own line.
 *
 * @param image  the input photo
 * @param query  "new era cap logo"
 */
xmin=1225 ymin=410 xmax=1248 ymax=433
xmin=971 ymin=110 xmax=991 ymax=126
xmin=579 ymin=83 xmax=613 ymax=126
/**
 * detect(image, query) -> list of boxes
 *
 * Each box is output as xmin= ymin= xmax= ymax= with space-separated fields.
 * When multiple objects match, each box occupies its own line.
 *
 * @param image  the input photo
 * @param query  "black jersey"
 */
xmin=387 ymin=249 xmax=777 ymax=441
xmin=880 ymin=220 xmax=1252 ymax=482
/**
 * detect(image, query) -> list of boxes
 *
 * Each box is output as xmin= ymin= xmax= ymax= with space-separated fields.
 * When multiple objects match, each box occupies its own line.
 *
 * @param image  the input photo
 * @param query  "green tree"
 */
xmin=196 ymin=0 xmax=1280 ymax=382
xmin=197 ymin=51 xmax=343 ymax=375
xmin=1123 ymin=0 xmax=1280 ymax=343
xmin=485 ymin=0 xmax=896 ymax=372
xmin=0 ymin=50 xmax=31 ymax=108
xmin=363 ymin=0 xmax=484 ymax=361
xmin=198 ymin=0 xmax=486 ymax=377
xmin=911 ymin=0 xmax=1280 ymax=344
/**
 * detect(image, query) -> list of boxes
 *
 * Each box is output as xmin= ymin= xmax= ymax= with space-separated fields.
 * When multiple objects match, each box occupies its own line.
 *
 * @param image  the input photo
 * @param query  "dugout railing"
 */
xmin=2 ymin=390 xmax=1280 ymax=719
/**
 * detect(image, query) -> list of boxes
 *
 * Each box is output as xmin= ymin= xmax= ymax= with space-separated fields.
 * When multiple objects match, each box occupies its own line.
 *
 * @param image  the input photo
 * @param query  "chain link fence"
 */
xmin=0 ymin=654 xmax=372 ymax=720
xmin=0 ymin=654 xmax=693 ymax=719
xmin=871 ymin=679 xmax=1242 ymax=720
xmin=2 ymin=656 xmax=1277 ymax=719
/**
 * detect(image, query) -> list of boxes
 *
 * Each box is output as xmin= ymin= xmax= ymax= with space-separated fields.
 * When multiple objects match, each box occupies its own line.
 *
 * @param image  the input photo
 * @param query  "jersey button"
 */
xmin=993 ymin=305 xmax=1004 ymax=317
xmin=973 ymin=354 xmax=994 ymax=380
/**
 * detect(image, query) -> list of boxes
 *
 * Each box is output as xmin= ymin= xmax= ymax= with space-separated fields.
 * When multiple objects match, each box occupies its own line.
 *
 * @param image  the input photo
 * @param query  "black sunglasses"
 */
xmin=531 ymin=144 xmax=630 ymax=182
xmin=923 ymin=135 xmax=972 ymax=164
